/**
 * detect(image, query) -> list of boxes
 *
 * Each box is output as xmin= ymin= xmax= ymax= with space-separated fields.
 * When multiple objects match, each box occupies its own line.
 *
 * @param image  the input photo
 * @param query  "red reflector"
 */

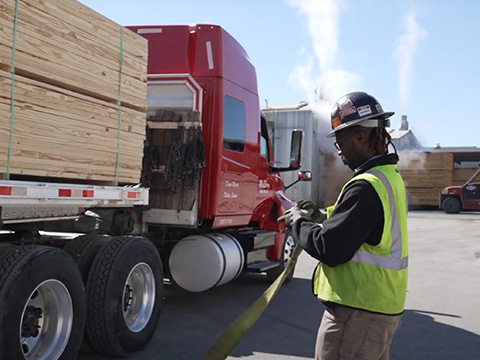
xmin=58 ymin=189 xmax=72 ymax=197
xmin=127 ymin=192 xmax=137 ymax=199
xmin=0 ymin=186 xmax=12 ymax=196
xmin=83 ymin=190 xmax=94 ymax=197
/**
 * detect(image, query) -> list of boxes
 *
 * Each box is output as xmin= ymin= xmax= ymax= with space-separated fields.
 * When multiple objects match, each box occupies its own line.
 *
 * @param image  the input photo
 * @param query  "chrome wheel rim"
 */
xmin=283 ymin=234 xmax=296 ymax=265
xmin=122 ymin=262 xmax=156 ymax=333
xmin=20 ymin=280 xmax=73 ymax=360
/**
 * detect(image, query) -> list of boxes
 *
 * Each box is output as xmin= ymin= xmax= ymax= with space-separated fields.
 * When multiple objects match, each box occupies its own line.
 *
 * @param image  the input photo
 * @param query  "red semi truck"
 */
xmin=0 ymin=24 xmax=308 ymax=359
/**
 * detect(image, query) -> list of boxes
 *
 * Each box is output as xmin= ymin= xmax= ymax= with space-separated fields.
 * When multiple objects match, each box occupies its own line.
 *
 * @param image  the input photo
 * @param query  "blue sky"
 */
xmin=78 ymin=0 xmax=480 ymax=148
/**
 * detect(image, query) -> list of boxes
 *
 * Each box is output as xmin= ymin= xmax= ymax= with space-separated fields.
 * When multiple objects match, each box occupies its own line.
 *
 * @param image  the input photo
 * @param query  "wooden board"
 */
xmin=397 ymin=152 xmax=453 ymax=207
xmin=406 ymin=188 xmax=441 ymax=207
xmin=323 ymin=152 xmax=454 ymax=207
xmin=399 ymin=169 xmax=452 ymax=189
xmin=0 ymin=0 xmax=147 ymax=110
xmin=0 ymin=0 xmax=148 ymax=184
xmin=452 ymin=168 xmax=479 ymax=185
xmin=397 ymin=152 xmax=453 ymax=171
xmin=0 ymin=70 xmax=145 ymax=184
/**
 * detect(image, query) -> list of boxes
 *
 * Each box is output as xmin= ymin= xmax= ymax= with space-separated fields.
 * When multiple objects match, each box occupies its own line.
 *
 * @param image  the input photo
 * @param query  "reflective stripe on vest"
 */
xmin=350 ymin=169 xmax=408 ymax=271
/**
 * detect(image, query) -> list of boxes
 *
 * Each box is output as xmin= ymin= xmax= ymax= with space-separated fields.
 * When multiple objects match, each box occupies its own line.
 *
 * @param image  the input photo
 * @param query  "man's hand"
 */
xmin=296 ymin=200 xmax=326 ymax=223
xmin=277 ymin=206 xmax=295 ymax=227
xmin=278 ymin=203 xmax=318 ymax=227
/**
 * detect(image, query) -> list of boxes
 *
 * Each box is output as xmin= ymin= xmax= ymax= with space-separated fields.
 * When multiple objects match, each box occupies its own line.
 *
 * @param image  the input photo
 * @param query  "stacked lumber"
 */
xmin=452 ymin=168 xmax=478 ymax=186
xmin=322 ymin=152 xmax=455 ymax=208
xmin=0 ymin=0 xmax=148 ymax=184
xmin=398 ymin=152 xmax=453 ymax=207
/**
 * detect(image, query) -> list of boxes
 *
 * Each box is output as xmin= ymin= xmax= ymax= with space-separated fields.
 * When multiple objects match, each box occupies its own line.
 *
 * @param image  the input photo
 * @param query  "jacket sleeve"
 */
xmin=291 ymin=180 xmax=384 ymax=267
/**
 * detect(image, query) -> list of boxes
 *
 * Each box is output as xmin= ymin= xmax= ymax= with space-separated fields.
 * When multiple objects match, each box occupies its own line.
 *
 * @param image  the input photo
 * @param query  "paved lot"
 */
xmin=80 ymin=210 xmax=480 ymax=360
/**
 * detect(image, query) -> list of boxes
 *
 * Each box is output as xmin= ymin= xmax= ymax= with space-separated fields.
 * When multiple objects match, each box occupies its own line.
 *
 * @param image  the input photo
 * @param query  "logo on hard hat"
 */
xmin=357 ymin=105 xmax=372 ymax=117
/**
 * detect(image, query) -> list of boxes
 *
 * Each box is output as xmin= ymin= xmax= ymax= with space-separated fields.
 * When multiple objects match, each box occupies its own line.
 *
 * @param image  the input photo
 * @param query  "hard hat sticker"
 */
xmin=332 ymin=116 xmax=342 ymax=129
xmin=339 ymin=106 xmax=356 ymax=119
xmin=357 ymin=105 xmax=372 ymax=117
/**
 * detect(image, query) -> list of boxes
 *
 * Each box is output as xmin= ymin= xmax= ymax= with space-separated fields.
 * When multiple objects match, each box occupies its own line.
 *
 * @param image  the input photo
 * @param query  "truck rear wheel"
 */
xmin=63 ymin=234 xmax=111 ymax=353
xmin=266 ymin=230 xmax=296 ymax=283
xmin=442 ymin=196 xmax=462 ymax=214
xmin=0 ymin=246 xmax=86 ymax=360
xmin=85 ymin=236 xmax=164 ymax=357
xmin=64 ymin=234 xmax=111 ymax=284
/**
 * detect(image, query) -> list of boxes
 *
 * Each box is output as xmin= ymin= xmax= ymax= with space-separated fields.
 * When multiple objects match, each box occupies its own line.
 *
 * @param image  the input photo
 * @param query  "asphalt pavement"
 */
xmin=80 ymin=210 xmax=480 ymax=360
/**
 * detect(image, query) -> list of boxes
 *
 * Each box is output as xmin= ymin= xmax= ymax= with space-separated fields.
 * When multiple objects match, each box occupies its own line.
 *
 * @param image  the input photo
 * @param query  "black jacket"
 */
xmin=292 ymin=153 xmax=400 ymax=267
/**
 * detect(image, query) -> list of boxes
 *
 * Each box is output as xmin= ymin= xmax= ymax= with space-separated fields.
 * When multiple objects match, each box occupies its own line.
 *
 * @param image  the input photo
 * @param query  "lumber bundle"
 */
xmin=0 ymin=0 xmax=148 ymax=184
xmin=398 ymin=152 xmax=453 ymax=207
xmin=323 ymin=152 xmax=456 ymax=208
xmin=452 ymin=168 xmax=478 ymax=186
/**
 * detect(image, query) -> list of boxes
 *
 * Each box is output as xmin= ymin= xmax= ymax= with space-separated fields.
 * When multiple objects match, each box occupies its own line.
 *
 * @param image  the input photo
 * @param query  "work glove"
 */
xmin=296 ymin=200 xmax=327 ymax=224
xmin=278 ymin=200 xmax=325 ymax=228
xmin=277 ymin=206 xmax=306 ymax=228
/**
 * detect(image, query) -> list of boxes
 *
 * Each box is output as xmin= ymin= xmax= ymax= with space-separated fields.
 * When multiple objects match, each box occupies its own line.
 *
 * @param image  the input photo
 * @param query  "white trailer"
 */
xmin=0 ymin=180 xmax=163 ymax=359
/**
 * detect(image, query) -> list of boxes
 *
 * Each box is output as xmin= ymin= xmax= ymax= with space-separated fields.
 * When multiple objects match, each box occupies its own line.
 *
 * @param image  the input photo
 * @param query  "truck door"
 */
xmin=214 ymin=88 xmax=259 ymax=228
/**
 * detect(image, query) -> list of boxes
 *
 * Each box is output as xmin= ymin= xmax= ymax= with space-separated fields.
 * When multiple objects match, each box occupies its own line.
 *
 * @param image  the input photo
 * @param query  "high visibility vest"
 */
xmin=312 ymin=164 xmax=408 ymax=314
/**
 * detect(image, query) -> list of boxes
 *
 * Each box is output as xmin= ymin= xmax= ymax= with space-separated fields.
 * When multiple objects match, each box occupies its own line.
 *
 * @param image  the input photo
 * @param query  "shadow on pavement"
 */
xmin=391 ymin=309 xmax=480 ymax=360
xmin=78 ymin=276 xmax=480 ymax=360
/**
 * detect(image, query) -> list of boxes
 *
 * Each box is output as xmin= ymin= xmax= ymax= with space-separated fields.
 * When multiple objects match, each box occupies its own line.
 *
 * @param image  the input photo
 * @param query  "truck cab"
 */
xmin=127 ymin=24 xmax=307 ymax=291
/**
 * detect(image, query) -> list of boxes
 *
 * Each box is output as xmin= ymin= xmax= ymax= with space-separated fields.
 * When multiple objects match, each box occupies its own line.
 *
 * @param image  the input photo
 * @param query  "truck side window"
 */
xmin=223 ymin=96 xmax=245 ymax=152
xmin=260 ymin=116 xmax=270 ymax=162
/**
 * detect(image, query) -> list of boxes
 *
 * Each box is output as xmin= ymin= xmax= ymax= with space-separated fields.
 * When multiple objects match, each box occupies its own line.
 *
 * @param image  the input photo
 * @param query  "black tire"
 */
xmin=0 ymin=246 xmax=86 ymax=360
xmin=86 ymin=236 xmax=164 ymax=357
xmin=64 ymin=234 xmax=112 ymax=284
xmin=266 ymin=230 xmax=297 ymax=283
xmin=64 ymin=234 xmax=111 ymax=354
xmin=442 ymin=196 xmax=462 ymax=214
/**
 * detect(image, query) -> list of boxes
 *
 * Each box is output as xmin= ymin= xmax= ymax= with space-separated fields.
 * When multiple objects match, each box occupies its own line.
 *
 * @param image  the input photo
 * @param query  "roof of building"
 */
xmin=426 ymin=146 xmax=480 ymax=163
xmin=389 ymin=129 xmax=412 ymax=140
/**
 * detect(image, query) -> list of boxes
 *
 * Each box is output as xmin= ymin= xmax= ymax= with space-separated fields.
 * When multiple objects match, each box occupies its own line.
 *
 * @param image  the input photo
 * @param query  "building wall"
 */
xmin=264 ymin=108 xmax=314 ymax=201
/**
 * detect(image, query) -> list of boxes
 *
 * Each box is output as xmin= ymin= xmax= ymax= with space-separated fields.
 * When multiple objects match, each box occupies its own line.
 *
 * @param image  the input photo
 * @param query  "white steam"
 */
xmin=395 ymin=8 xmax=427 ymax=112
xmin=287 ymin=0 xmax=360 ymax=106
xmin=287 ymin=0 xmax=361 ymax=155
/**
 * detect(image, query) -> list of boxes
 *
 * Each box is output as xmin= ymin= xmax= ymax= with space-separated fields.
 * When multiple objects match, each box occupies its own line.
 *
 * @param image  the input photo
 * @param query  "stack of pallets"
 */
xmin=0 ymin=0 xmax=148 ymax=184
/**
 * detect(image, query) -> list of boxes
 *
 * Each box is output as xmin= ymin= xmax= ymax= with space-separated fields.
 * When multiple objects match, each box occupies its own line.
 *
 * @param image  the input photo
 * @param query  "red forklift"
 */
xmin=440 ymin=166 xmax=480 ymax=213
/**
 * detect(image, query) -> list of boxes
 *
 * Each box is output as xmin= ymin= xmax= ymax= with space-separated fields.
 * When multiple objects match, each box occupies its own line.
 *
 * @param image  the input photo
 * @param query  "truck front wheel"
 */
xmin=0 ymin=246 xmax=86 ymax=360
xmin=442 ymin=196 xmax=462 ymax=214
xmin=266 ymin=230 xmax=296 ymax=283
xmin=85 ymin=236 xmax=164 ymax=357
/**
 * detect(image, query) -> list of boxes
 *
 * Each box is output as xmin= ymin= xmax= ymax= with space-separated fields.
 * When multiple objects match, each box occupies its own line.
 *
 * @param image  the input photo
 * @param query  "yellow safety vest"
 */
xmin=312 ymin=164 xmax=408 ymax=314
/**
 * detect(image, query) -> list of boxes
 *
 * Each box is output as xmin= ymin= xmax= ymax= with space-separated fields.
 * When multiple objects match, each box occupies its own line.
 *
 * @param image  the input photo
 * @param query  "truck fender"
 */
xmin=267 ymin=191 xmax=295 ymax=261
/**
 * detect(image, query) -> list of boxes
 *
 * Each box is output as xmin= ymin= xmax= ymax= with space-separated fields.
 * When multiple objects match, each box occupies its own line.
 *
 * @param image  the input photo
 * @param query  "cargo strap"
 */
xmin=114 ymin=27 xmax=124 ymax=186
xmin=6 ymin=0 xmax=20 ymax=180
xmin=202 ymin=245 xmax=303 ymax=360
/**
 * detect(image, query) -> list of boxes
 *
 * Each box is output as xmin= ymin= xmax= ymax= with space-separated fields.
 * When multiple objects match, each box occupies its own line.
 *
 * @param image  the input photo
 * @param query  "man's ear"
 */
xmin=353 ymin=127 xmax=369 ymax=145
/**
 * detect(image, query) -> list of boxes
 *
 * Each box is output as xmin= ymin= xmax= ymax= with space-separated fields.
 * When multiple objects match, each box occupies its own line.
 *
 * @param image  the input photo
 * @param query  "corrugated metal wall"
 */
xmin=264 ymin=108 xmax=316 ymax=201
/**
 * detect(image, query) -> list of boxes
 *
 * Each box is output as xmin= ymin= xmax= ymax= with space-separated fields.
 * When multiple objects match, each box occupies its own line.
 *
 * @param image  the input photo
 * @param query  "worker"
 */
xmin=279 ymin=91 xmax=408 ymax=360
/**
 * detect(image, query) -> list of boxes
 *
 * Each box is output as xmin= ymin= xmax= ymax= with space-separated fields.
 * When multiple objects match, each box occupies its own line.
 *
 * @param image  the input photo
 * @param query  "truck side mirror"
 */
xmin=270 ymin=129 xmax=304 ymax=173
xmin=289 ymin=130 xmax=303 ymax=170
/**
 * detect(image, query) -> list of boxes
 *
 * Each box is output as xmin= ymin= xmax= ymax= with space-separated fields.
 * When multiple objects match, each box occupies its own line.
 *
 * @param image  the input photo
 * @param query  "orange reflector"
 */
xmin=127 ymin=192 xmax=137 ymax=199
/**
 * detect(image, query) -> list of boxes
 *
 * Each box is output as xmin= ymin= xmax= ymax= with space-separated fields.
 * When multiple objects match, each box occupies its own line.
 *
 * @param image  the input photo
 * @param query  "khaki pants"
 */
xmin=315 ymin=305 xmax=402 ymax=360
